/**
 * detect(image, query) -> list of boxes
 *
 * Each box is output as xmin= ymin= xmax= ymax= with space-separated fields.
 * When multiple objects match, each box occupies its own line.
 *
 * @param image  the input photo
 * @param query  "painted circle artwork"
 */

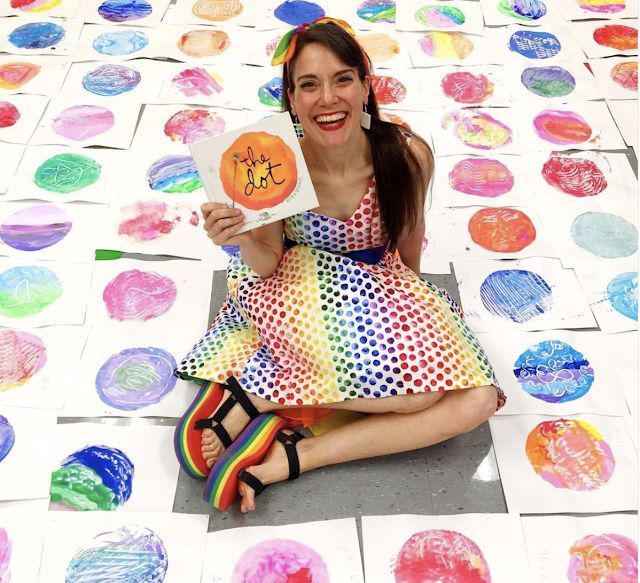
xmin=0 ymin=526 xmax=10 ymax=583
xmin=65 ymin=525 xmax=168 ymax=582
xmin=415 ymin=5 xmax=465 ymax=28
xmin=371 ymin=75 xmax=406 ymax=104
xmin=607 ymin=271 xmax=638 ymax=321
xmin=0 ymin=62 xmax=41 ymax=90
xmin=164 ymin=109 xmax=226 ymax=144
xmin=11 ymin=0 xmax=63 ymax=11
xmin=533 ymin=110 xmax=592 ymax=145
xmin=480 ymin=269 xmax=552 ymax=323
xmin=265 ymin=34 xmax=282 ymax=57
xmin=356 ymin=0 xmax=396 ymax=24
xmin=449 ymin=158 xmax=514 ymax=198
xmin=0 ymin=416 xmax=15 ymax=463
xmin=394 ymin=529 xmax=491 ymax=583
xmin=192 ymin=0 xmax=243 ymax=21
xmin=541 ymin=153 xmax=607 ymax=197
xmin=52 ymin=105 xmax=115 ymax=141
xmin=103 ymin=269 xmax=177 ymax=321
xmin=98 ymin=0 xmax=153 ymax=22
xmin=231 ymin=538 xmax=329 ymax=583
xmin=172 ymin=67 xmax=224 ymax=97
xmin=0 ymin=101 xmax=20 ymax=129
xmin=8 ymin=21 xmax=65 ymax=50
xmin=570 ymin=212 xmax=638 ymax=259
xmin=525 ymin=418 xmax=615 ymax=491
xmin=82 ymin=63 xmax=141 ymax=96
xmin=568 ymin=533 xmax=638 ymax=582
xmin=273 ymin=1 xmax=325 ymax=26
xmin=50 ymin=444 xmax=134 ymax=511
xmin=34 ymin=153 xmax=102 ymax=193
xmin=220 ymin=131 xmax=297 ymax=211
xmin=258 ymin=76 xmax=283 ymax=107
xmin=147 ymin=155 xmax=202 ymax=193
xmin=509 ymin=30 xmax=561 ymax=59
xmin=579 ymin=0 xmax=626 ymax=12
xmin=177 ymin=29 xmax=230 ymax=58
xmin=118 ymin=200 xmax=191 ymax=242
xmin=498 ymin=0 xmax=547 ymax=21
xmin=442 ymin=110 xmax=513 ymax=150
xmin=0 ymin=329 xmax=47 ymax=391
xmin=593 ymin=24 xmax=638 ymax=51
xmin=441 ymin=71 xmax=494 ymax=104
xmin=418 ymin=31 xmax=474 ymax=59
xmin=0 ymin=265 xmax=63 ymax=318
xmin=521 ymin=66 xmax=576 ymax=98
xmin=513 ymin=339 xmax=594 ymax=403
xmin=95 ymin=346 xmax=178 ymax=411
xmin=611 ymin=61 xmax=638 ymax=91
xmin=468 ymin=207 xmax=536 ymax=253
xmin=357 ymin=33 xmax=400 ymax=62
xmin=93 ymin=30 xmax=149 ymax=56
xmin=0 ymin=204 xmax=72 ymax=252
xmin=381 ymin=112 xmax=411 ymax=130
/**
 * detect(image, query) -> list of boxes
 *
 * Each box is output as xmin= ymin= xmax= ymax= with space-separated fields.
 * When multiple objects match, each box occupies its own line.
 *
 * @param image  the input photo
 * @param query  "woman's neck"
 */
xmin=301 ymin=129 xmax=372 ymax=178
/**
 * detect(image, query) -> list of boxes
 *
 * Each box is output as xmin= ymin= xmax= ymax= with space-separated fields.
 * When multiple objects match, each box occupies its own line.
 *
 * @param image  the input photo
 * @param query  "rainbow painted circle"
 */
xmin=0 ymin=265 xmax=63 ymax=318
xmin=146 ymin=155 xmax=202 ymax=193
xmin=0 ymin=204 xmax=71 ymax=252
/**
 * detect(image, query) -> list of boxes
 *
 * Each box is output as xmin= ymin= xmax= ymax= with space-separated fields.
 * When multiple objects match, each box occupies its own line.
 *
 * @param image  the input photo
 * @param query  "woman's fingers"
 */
xmin=202 ymin=204 xmax=245 ymax=245
xmin=209 ymin=216 xmax=245 ymax=246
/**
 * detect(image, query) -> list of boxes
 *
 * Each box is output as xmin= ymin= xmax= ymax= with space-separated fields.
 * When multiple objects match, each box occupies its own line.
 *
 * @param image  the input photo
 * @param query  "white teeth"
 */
xmin=315 ymin=112 xmax=346 ymax=123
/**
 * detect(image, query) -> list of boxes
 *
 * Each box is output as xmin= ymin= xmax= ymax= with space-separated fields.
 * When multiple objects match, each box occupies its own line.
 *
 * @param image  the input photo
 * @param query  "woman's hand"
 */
xmin=201 ymin=202 xmax=251 ymax=247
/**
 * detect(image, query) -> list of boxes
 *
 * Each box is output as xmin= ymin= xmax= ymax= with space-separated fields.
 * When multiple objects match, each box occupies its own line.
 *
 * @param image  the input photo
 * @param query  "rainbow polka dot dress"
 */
xmin=177 ymin=179 xmax=504 ymax=409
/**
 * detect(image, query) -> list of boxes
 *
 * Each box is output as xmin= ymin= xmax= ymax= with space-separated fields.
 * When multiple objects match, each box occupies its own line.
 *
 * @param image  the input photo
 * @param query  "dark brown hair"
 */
xmin=281 ymin=22 xmax=434 ymax=251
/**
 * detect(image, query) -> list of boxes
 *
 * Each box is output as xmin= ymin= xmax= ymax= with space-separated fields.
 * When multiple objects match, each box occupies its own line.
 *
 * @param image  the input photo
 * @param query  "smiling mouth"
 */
xmin=314 ymin=112 xmax=346 ymax=124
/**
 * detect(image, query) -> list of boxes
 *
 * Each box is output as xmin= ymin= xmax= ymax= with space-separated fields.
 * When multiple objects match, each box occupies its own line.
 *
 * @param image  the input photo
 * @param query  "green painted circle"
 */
xmin=34 ymin=153 xmax=102 ymax=194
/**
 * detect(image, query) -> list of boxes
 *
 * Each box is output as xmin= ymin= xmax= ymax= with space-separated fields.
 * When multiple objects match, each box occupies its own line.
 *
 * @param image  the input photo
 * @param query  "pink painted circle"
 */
xmin=52 ymin=105 xmax=115 ymax=141
xmin=568 ymin=533 xmax=638 ymax=583
xmin=0 ymin=328 xmax=47 ymax=391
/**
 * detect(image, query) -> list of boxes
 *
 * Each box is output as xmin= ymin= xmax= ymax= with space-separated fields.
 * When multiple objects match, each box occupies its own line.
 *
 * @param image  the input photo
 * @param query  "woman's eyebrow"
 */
xmin=295 ymin=68 xmax=356 ymax=82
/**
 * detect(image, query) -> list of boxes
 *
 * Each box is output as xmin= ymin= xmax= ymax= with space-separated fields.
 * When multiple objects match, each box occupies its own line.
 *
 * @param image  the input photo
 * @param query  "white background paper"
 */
xmin=0 ymin=93 xmax=49 ymax=144
xmin=0 ymin=143 xmax=24 ymax=194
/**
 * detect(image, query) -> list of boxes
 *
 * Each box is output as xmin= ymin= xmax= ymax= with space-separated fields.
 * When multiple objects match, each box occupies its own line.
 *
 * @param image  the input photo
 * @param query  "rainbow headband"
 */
xmin=271 ymin=17 xmax=359 ymax=67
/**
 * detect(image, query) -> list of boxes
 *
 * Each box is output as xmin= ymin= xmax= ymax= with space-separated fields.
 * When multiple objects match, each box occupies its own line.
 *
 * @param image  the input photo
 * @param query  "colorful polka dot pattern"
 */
xmin=177 ymin=180 xmax=503 ymax=409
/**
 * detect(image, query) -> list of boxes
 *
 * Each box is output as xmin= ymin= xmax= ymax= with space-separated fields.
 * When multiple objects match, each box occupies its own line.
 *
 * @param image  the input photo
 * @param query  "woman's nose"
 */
xmin=319 ymin=84 xmax=337 ymax=105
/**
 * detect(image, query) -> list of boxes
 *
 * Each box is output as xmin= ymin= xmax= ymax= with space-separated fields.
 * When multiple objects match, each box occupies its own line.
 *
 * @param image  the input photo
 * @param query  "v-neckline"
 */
xmin=306 ymin=177 xmax=375 ymax=223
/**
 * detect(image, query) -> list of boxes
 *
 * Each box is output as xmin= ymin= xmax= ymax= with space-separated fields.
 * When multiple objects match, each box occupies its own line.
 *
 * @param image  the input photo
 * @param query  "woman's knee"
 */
xmin=391 ymin=391 xmax=445 ymax=414
xmin=453 ymin=385 xmax=498 ymax=434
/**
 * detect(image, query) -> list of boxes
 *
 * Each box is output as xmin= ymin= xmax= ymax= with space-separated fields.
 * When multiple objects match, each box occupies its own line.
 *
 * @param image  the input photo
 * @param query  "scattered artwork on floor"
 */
xmin=50 ymin=422 xmax=179 ymax=512
xmin=362 ymin=513 xmax=531 ymax=582
xmin=395 ymin=0 xmax=485 ymax=36
xmin=0 ymin=93 xmax=49 ymax=144
xmin=490 ymin=413 xmax=638 ymax=513
xmin=172 ymin=0 xmax=258 ymax=26
xmin=80 ymin=0 xmax=172 ymax=27
xmin=0 ymin=55 xmax=69 ymax=97
xmin=569 ymin=19 xmax=638 ymax=58
xmin=201 ymin=518 xmax=364 ymax=582
xmin=479 ymin=0 xmax=563 ymax=26
xmin=355 ymin=29 xmax=413 ymax=68
xmin=557 ymin=0 xmax=638 ymax=21
xmin=38 ymin=511 xmax=208 ymax=582
xmin=0 ymin=325 xmax=87 ymax=410
xmin=589 ymin=57 xmax=638 ymax=100
xmin=404 ymin=29 xmax=494 ymax=67
xmin=521 ymin=514 xmax=638 ymax=583
xmin=420 ymin=209 xmax=453 ymax=274
xmin=0 ymin=17 xmax=83 ymax=56
xmin=72 ymin=23 xmax=159 ymax=61
xmin=0 ymin=406 xmax=57 ymax=501
xmin=478 ymin=329 xmax=629 ymax=415
xmin=454 ymin=257 xmax=596 ymax=332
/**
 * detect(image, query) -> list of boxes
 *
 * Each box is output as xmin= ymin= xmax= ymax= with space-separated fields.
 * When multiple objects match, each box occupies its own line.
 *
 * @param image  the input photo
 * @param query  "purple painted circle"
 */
xmin=52 ymin=105 xmax=114 ymax=141
xmin=0 ymin=204 xmax=71 ymax=251
xmin=0 ymin=416 xmax=15 ymax=463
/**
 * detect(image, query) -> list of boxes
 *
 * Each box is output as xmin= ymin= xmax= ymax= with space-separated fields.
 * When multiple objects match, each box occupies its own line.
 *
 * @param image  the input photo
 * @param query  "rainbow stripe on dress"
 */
xmin=204 ymin=413 xmax=287 ymax=511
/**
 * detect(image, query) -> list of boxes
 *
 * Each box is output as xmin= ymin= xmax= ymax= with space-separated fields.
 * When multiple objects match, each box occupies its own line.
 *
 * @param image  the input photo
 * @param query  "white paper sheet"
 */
xmin=38 ymin=511 xmax=208 ymax=583
xmin=421 ymin=209 xmax=453 ymax=274
xmin=201 ymin=518 xmax=364 ymax=583
xmin=490 ymin=413 xmax=638 ymax=513
xmin=0 ymin=258 xmax=93 ymax=327
xmin=256 ymin=0 xmax=330 ymax=31
xmin=0 ymin=16 xmax=83 ymax=56
xmin=569 ymin=19 xmax=639 ymax=58
xmin=516 ymin=100 xmax=627 ymax=151
xmin=0 ymin=0 xmax=80 ymax=18
xmin=6 ymin=145 xmax=125 ymax=204
xmin=574 ymin=259 xmax=638 ymax=334
xmin=479 ymin=0 xmax=565 ymax=27
xmin=478 ymin=329 xmax=629 ymax=416
xmin=87 ymin=256 xmax=213 ymax=331
xmin=521 ymin=514 xmax=638 ymax=583
xmin=30 ymin=96 xmax=142 ymax=148
xmin=557 ymin=0 xmax=638 ymax=21
xmin=588 ymin=57 xmax=638 ymax=99
xmin=50 ymin=422 xmax=179 ymax=512
xmin=80 ymin=0 xmax=172 ymax=27
xmin=0 ymin=405 xmax=57 ymax=501
xmin=0 ymin=325 xmax=87 ymax=410
xmin=171 ymin=0 xmax=257 ymax=26
xmin=355 ymin=29 xmax=414 ymax=68
xmin=395 ymin=0 xmax=485 ymax=36
xmin=368 ymin=68 xmax=427 ymax=111
xmin=432 ymin=154 xmax=535 ymax=209
xmin=607 ymin=98 xmax=639 ymax=147
xmin=72 ymin=23 xmax=160 ymax=62
xmin=0 ymin=142 xmax=24 ymax=194
xmin=0 ymin=93 xmax=49 ymax=144
xmin=404 ymin=30 xmax=495 ymax=67
xmin=362 ymin=513 xmax=531 ymax=583
xmin=0 ymin=55 xmax=69 ymax=97
xmin=454 ymin=257 xmax=596 ymax=332
xmin=0 ymin=500 xmax=48 ymax=583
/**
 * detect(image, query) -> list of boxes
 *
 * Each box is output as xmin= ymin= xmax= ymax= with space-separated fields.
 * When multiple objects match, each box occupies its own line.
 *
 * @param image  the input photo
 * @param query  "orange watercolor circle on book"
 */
xmin=219 ymin=131 xmax=298 ymax=211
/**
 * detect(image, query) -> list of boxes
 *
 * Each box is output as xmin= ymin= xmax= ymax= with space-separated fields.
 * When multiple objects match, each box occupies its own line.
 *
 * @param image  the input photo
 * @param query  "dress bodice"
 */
xmin=284 ymin=177 xmax=387 ymax=254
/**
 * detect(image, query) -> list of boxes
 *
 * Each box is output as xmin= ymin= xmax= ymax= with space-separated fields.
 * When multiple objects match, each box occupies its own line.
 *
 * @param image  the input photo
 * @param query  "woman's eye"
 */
xmin=338 ymin=76 xmax=353 ymax=84
xmin=300 ymin=81 xmax=316 ymax=89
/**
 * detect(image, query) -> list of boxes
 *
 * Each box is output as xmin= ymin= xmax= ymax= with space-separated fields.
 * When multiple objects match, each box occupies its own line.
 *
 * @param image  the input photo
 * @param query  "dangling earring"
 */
xmin=292 ymin=114 xmax=304 ymax=138
xmin=360 ymin=104 xmax=371 ymax=130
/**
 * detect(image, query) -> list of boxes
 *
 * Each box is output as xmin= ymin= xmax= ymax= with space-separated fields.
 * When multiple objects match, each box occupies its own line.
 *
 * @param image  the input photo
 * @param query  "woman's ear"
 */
xmin=363 ymin=75 xmax=371 ymax=105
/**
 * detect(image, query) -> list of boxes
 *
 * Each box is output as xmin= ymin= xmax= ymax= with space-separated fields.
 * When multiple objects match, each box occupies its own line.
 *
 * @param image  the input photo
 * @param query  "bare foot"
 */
xmin=201 ymin=389 xmax=252 ymax=468
xmin=238 ymin=430 xmax=305 ymax=513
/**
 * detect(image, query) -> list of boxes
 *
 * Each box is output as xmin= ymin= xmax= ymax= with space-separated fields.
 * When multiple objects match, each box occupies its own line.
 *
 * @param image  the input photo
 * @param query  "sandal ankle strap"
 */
xmin=276 ymin=431 xmax=305 ymax=481
xmin=226 ymin=376 xmax=260 ymax=419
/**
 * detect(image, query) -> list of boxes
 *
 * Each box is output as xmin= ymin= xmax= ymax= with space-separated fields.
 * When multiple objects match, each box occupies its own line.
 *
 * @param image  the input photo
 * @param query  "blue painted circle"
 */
xmin=92 ymin=30 xmax=149 ymax=56
xmin=571 ymin=212 xmax=638 ymax=259
xmin=607 ymin=271 xmax=638 ymax=321
xmin=0 ymin=415 xmax=15 ymax=463
xmin=98 ymin=0 xmax=153 ymax=22
xmin=274 ymin=1 xmax=325 ymax=25
xmin=509 ymin=30 xmax=561 ymax=59
xmin=8 ymin=22 xmax=65 ymax=50
xmin=82 ymin=63 xmax=141 ymax=96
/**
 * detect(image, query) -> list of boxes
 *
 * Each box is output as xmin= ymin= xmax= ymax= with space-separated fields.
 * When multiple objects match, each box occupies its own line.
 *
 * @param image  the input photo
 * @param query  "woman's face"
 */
xmin=287 ymin=42 xmax=370 ymax=150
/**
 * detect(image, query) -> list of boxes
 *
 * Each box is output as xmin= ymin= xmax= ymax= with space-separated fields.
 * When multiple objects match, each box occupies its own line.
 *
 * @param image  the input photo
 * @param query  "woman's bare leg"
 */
xmin=238 ymin=385 xmax=498 ymax=512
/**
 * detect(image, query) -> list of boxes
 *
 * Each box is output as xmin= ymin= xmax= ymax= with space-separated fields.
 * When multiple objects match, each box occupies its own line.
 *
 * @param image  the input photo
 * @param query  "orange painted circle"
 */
xmin=192 ymin=0 xmax=243 ymax=21
xmin=219 ymin=131 xmax=297 ymax=211
xmin=468 ymin=207 xmax=536 ymax=252
xmin=177 ymin=29 xmax=230 ymax=58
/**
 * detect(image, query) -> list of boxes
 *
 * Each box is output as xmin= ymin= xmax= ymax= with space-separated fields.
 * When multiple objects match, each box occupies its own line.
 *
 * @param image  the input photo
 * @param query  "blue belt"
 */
xmin=284 ymin=236 xmax=385 ymax=265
